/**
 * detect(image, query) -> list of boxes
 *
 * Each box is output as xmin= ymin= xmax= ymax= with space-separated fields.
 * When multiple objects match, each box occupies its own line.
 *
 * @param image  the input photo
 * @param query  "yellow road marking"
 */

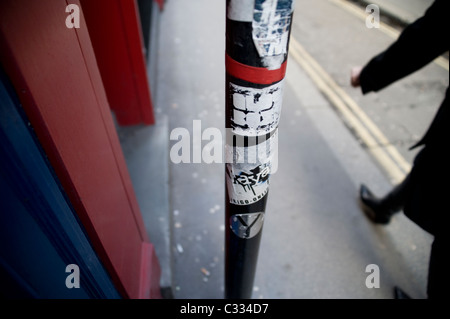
xmin=328 ymin=0 xmax=449 ymax=71
xmin=289 ymin=37 xmax=411 ymax=184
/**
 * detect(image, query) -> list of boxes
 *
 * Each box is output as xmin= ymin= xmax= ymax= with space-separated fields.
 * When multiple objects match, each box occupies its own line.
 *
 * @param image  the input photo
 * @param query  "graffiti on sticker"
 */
xmin=227 ymin=162 xmax=271 ymax=205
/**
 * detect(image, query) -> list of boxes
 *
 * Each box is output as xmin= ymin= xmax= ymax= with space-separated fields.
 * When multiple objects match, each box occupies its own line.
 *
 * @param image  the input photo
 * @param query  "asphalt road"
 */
xmin=291 ymin=0 xmax=448 ymax=171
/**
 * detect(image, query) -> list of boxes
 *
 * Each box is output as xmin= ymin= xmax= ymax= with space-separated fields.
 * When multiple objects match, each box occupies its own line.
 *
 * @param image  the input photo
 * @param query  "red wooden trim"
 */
xmin=120 ymin=0 xmax=155 ymax=125
xmin=74 ymin=0 xmax=149 ymax=245
xmin=0 ymin=0 xmax=160 ymax=298
xmin=139 ymin=242 xmax=162 ymax=299
xmin=80 ymin=0 xmax=155 ymax=126
xmin=226 ymin=53 xmax=287 ymax=85
xmin=154 ymin=0 xmax=164 ymax=11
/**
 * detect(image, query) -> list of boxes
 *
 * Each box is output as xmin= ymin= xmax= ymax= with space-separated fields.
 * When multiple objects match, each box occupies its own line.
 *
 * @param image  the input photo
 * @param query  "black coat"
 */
xmin=359 ymin=0 xmax=449 ymax=237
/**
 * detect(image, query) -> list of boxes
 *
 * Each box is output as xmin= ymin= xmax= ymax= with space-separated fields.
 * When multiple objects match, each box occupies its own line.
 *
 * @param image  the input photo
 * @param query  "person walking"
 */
xmin=350 ymin=0 xmax=449 ymax=299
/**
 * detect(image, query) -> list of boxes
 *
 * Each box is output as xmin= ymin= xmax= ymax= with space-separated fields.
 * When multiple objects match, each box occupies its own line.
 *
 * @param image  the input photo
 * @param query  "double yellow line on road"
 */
xmin=288 ymin=37 xmax=411 ymax=184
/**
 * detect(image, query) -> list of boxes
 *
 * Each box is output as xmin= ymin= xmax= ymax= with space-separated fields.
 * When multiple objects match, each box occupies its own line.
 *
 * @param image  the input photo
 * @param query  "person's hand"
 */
xmin=351 ymin=66 xmax=363 ymax=88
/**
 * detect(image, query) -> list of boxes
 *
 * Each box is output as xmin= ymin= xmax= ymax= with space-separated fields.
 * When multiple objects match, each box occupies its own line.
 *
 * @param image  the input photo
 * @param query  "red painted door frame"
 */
xmin=80 ymin=0 xmax=155 ymax=126
xmin=155 ymin=0 xmax=165 ymax=10
xmin=0 ymin=0 xmax=161 ymax=299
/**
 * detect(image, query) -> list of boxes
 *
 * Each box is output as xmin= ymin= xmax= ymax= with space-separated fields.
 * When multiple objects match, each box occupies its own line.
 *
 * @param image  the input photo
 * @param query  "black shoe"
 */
xmin=359 ymin=184 xmax=394 ymax=224
xmin=394 ymin=286 xmax=411 ymax=299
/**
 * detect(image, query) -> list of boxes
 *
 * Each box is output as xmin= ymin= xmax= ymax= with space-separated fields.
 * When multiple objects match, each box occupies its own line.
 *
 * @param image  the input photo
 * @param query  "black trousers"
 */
xmin=427 ymin=237 xmax=447 ymax=299
xmin=399 ymin=146 xmax=448 ymax=299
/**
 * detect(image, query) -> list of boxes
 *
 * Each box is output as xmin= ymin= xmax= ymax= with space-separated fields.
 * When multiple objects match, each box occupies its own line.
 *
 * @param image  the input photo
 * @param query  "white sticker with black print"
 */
xmin=226 ymin=162 xmax=271 ymax=206
xmin=229 ymin=80 xmax=284 ymax=137
xmin=225 ymin=128 xmax=278 ymax=205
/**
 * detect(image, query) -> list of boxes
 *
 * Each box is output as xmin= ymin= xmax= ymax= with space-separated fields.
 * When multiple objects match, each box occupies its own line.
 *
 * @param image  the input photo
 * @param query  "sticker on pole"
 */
xmin=229 ymin=80 xmax=284 ymax=136
xmin=226 ymin=162 xmax=270 ymax=205
xmin=253 ymin=0 xmax=294 ymax=69
xmin=225 ymin=129 xmax=278 ymax=205
xmin=230 ymin=213 xmax=265 ymax=239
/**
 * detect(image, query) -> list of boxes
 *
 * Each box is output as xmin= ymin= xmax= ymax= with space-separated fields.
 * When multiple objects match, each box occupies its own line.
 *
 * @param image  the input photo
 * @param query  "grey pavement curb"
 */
xmin=148 ymin=2 xmax=173 ymax=298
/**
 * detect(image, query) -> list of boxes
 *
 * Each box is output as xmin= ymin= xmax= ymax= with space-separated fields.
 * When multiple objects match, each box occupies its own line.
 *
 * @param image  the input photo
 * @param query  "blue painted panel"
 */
xmin=0 ymin=68 xmax=121 ymax=299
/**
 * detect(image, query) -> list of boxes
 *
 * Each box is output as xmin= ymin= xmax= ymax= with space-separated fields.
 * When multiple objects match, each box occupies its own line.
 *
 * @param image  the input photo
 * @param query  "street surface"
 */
xmin=153 ymin=0 xmax=447 ymax=299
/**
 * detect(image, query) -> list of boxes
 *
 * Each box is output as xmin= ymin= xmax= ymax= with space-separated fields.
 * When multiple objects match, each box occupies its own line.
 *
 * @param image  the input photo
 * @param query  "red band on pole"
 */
xmin=226 ymin=54 xmax=287 ymax=85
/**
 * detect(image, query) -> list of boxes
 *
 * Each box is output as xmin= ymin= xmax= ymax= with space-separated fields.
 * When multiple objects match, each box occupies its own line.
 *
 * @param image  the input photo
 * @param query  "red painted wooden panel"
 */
xmin=155 ymin=0 xmax=165 ymax=10
xmin=0 ymin=0 xmax=160 ymax=298
xmin=140 ymin=242 xmax=162 ymax=299
xmin=80 ymin=0 xmax=155 ymax=126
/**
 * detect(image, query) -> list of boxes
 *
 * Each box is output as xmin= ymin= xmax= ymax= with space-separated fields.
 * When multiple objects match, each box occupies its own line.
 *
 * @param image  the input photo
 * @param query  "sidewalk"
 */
xmin=152 ymin=0 xmax=432 ymax=299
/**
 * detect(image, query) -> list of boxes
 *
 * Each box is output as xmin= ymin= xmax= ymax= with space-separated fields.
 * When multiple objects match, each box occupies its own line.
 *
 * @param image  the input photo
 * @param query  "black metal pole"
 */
xmin=225 ymin=0 xmax=294 ymax=299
